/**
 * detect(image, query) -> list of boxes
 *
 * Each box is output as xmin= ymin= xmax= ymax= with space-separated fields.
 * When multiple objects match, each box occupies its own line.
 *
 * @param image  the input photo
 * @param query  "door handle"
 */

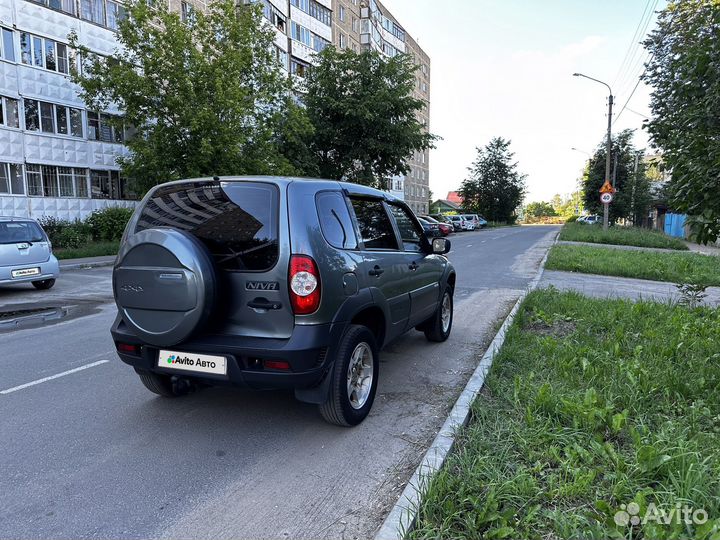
xmin=247 ymin=299 xmax=282 ymax=310
xmin=368 ymin=265 xmax=384 ymax=277
xmin=408 ymin=262 xmax=419 ymax=271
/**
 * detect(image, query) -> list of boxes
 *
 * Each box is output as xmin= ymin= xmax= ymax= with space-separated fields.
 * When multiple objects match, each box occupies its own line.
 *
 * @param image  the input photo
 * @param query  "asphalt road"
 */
xmin=0 ymin=225 xmax=559 ymax=540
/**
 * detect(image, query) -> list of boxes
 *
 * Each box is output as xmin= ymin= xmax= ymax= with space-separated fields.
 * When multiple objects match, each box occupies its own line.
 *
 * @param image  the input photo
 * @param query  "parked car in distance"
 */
xmin=462 ymin=214 xmax=487 ymax=230
xmin=579 ymin=215 xmax=601 ymax=225
xmin=477 ymin=215 xmax=488 ymax=228
xmin=0 ymin=216 xmax=59 ymax=290
xmin=112 ymin=177 xmax=456 ymax=427
xmin=445 ymin=215 xmax=463 ymax=231
xmin=417 ymin=217 xmax=442 ymax=238
xmin=420 ymin=215 xmax=452 ymax=236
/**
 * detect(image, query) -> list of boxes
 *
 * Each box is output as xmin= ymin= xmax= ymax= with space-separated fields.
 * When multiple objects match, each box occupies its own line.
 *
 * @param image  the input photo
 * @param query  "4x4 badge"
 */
xmin=246 ymin=281 xmax=279 ymax=291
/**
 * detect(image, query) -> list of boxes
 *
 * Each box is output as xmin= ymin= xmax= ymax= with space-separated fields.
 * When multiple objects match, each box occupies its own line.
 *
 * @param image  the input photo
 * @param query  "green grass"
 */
xmin=411 ymin=289 xmax=720 ymax=540
xmin=54 ymin=240 xmax=119 ymax=260
xmin=545 ymin=244 xmax=720 ymax=286
xmin=560 ymin=223 xmax=689 ymax=250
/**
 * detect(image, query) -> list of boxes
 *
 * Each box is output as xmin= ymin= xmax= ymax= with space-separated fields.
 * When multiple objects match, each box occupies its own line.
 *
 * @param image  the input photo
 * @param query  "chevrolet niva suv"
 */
xmin=112 ymin=177 xmax=455 ymax=426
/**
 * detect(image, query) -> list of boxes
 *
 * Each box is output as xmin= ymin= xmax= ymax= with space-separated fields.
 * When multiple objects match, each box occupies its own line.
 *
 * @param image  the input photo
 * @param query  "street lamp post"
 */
xmin=573 ymin=73 xmax=613 ymax=230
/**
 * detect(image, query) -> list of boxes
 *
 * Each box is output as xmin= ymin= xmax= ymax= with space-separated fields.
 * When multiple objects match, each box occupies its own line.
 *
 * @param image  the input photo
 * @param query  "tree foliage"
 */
xmin=526 ymin=201 xmax=557 ymax=218
xmin=71 ymin=0 xmax=310 ymax=194
xmin=582 ymin=130 xmax=651 ymax=224
xmin=643 ymin=0 xmax=720 ymax=243
xmin=304 ymin=47 xmax=436 ymax=188
xmin=459 ymin=137 xmax=526 ymax=222
xmin=551 ymin=191 xmax=584 ymax=217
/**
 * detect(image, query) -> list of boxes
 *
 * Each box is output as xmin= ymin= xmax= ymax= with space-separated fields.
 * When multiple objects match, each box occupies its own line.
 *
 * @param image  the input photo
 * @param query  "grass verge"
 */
xmin=411 ymin=288 xmax=720 ymax=539
xmin=545 ymin=244 xmax=720 ymax=286
xmin=55 ymin=241 xmax=119 ymax=260
xmin=560 ymin=223 xmax=689 ymax=250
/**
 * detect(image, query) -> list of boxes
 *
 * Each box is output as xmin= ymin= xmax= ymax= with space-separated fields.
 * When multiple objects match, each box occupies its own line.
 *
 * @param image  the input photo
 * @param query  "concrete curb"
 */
xmin=59 ymin=258 xmax=116 ymax=271
xmin=374 ymin=230 xmax=559 ymax=540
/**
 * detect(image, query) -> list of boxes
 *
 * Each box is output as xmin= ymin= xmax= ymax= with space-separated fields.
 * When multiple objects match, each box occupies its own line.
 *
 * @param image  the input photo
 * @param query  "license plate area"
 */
xmin=12 ymin=267 xmax=40 ymax=278
xmin=158 ymin=350 xmax=228 ymax=376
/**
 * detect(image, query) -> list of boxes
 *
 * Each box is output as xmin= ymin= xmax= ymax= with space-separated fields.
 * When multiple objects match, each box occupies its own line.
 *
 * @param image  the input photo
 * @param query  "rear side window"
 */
xmin=350 ymin=198 xmax=398 ymax=250
xmin=316 ymin=191 xmax=357 ymax=249
xmin=136 ymin=182 xmax=278 ymax=271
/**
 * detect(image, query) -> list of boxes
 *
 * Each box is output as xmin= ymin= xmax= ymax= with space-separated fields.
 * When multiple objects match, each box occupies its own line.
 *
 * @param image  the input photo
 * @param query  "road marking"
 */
xmin=466 ymin=244 xmax=473 ymax=247
xmin=0 ymin=360 xmax=109 ymax=395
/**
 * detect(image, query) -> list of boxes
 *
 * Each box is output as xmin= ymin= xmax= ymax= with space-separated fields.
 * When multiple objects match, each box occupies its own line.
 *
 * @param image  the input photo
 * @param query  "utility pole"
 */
xmin=573 ymin=73 xmax=614 ymax=230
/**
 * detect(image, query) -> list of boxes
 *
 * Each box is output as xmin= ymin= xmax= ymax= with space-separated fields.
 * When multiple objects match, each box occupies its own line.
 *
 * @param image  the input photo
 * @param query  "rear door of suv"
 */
xmin=347 ymin=196 xmax=412 ymax=341
xmin=131 ymin=180 xmax=294 ymax=339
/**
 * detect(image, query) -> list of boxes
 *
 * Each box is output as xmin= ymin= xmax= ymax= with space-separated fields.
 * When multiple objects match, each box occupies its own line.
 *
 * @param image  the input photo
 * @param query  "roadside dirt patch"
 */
xmin=524 ymin=319 xmax=577 ymax=338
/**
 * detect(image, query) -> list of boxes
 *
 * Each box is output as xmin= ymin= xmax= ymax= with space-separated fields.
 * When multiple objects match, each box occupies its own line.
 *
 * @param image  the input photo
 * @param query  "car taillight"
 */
xmin=289 ymin=255 xmax=321 ymax=315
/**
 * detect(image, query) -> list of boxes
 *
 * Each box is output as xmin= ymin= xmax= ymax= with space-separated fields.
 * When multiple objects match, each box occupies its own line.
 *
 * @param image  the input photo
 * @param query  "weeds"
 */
xmin=411 ymin=289 xmax=720 ymax=539
xmin=560 ymin=223 xmax=689 ymax=250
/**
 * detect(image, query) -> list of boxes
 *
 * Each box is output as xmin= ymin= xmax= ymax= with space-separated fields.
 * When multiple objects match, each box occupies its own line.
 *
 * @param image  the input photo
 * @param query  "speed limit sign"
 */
xmin=600 ymin=192 xmax=614 ymax=204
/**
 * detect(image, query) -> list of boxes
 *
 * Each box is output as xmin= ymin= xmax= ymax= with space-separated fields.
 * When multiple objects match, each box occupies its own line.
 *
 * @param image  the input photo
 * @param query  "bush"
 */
xmin=56 ymin=221 xmax=91 ymax=249
xmin=37 ymin=215 xmax=69 ymax=245
xmin=85 ymin=207 xmax=134 ymax=241
xmin=565 ymin=215 xmax=579 ymax=223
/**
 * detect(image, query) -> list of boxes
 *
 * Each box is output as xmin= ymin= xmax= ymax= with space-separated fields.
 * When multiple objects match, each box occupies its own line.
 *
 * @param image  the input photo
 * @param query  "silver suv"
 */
xmin=0 ymin=216 xmax=59 ymax=290
xmin=112 ymin=177 xmax=456 ymax=426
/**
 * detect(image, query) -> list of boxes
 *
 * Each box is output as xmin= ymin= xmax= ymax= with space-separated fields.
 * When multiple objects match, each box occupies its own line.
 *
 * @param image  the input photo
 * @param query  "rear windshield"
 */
xmin=0 ymin=221 xmax=45 ymax=244
xmin=136 ymin=182 xmax=279 ymax=272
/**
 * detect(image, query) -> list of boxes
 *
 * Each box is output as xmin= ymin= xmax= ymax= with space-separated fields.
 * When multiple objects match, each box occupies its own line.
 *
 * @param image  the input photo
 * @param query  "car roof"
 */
xmin=0 ymin=216 xmax=37 ymax=223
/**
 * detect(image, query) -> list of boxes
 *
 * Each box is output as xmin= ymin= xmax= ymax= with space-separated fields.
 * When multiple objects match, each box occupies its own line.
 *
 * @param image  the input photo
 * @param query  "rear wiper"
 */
xmin=216 ymin=240 xmax=277 ymax=268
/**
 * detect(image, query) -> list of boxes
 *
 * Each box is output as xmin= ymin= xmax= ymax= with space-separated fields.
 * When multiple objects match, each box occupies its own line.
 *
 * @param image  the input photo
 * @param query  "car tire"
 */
xmin=32 ymin=279 xmax=55 ymax=290
xmin=135 ymin=369 xmax=188 ymax=398
xmin=319 ymin=325 xmax=379 ymax=427
xmin=424 ymin=286 xmax=453 ymax=342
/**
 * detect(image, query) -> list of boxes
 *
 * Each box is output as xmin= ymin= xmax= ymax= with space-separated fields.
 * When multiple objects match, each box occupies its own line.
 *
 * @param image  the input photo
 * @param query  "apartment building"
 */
xmin=0 ymin=0 xmax=139 ymax=220
xmin=331 ymin=0 xmax=431 ymax=213
xmin=0 ymin=0 xmax=428 ymax=219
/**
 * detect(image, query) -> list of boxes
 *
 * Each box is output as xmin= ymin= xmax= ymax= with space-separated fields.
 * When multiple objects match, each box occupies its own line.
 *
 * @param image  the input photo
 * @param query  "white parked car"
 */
xmin=0 ymin=217 xmax=59 ymax=289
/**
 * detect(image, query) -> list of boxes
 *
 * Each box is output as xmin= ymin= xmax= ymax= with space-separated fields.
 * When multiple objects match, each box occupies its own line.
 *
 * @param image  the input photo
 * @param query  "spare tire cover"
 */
xmin=113 ymin=228 xmax=217 ymax=347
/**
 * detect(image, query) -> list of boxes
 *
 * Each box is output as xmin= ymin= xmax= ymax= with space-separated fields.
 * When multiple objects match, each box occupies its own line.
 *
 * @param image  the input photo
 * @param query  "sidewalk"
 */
xmin=540 ymin=269 xmax=720 ymax=306
xmin=687 ymin=241 xmax=720 ymax=256
xmin=59 ymin=255 xmax=116 ymax=270
xmin=557 ymin=240 xmax=686 ymax=253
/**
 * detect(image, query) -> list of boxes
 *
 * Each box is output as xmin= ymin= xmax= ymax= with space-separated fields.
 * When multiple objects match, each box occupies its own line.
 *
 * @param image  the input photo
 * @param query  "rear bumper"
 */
xmin=111 ymin=315 xmax=341 ymax=391
xmin=0 ymin=256 xmax=59 ymax=285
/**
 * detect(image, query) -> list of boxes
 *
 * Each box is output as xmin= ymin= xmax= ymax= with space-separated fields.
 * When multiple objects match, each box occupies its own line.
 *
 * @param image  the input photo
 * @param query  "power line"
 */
xmin=614 ymin=0 xmax=658 ymax=98
xmin=612 ymin=0 xmax=654 ymax=88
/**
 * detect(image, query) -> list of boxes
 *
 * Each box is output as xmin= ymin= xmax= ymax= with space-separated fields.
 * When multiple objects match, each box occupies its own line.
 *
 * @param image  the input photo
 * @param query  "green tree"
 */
xmin=304 ymin=47 xmax=436 ymax=188
xmin=551 ymin=191 xmax=584 ymax=217
xmin=582 ymin=130 xmax=650 ymax=223
xmin=459 ymin=137 xmax=526 ymax=222
xmin=643 ymin=0 xmax=720 ymax=243
xmin=71 ymin=0 xmax=311 ymax=194
xmin=526 ymin=201 xmax=557 ymax=217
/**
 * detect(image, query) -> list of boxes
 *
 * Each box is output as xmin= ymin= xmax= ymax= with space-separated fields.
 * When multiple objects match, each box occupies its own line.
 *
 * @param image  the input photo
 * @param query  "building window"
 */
xmin=26 ymin=0 xmax=76 ymax=16
xmin=339 ymin=32 xmax=346 ymax=49
xmin=79 ymin=0 xmax=125 ymax=30
xmin=339 ymin=5 xmax=345 ymax=21
xmin=274 ymin=45 xmax=288 ymax=71
xmin=20 ymin=32 xmax=74 ymax=75
xmin=87 ymin=111 xmax=124 ymax=143
xmin=351 ymin=16 xmax=358 ymax=33
xmin=24 ymin=99 xmax=83 ymax=137
xmin=290 ymin=57 xmax=309 ymax=78
xmin=291 ymin=22 xmax=329 ymax=52
xmin=25 ymin=164 xmax=90 ymax=198
xmin=91 ymin=169 xmax=129 ymax=199
xmin=1 ymin=28 xmax=15 ymax=62
xmin=181 ymin=1 xmax=195 ymax=22
xmin=0 ymin=96 xmax=20 ymax=128
xmin=291 ymin=0 xmax=331 ymax=26
xmin=0 ymin=163 xmax=24 ymax=195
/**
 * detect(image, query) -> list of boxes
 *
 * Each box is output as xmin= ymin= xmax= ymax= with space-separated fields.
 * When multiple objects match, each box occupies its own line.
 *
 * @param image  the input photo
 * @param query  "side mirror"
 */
xmin=431 ymin=237 xmax=451 ymax=255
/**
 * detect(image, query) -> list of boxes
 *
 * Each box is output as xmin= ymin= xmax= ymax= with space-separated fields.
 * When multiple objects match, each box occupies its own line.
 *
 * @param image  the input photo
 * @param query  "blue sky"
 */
xmin=388 ymin=0 xmax=664 ymax=203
